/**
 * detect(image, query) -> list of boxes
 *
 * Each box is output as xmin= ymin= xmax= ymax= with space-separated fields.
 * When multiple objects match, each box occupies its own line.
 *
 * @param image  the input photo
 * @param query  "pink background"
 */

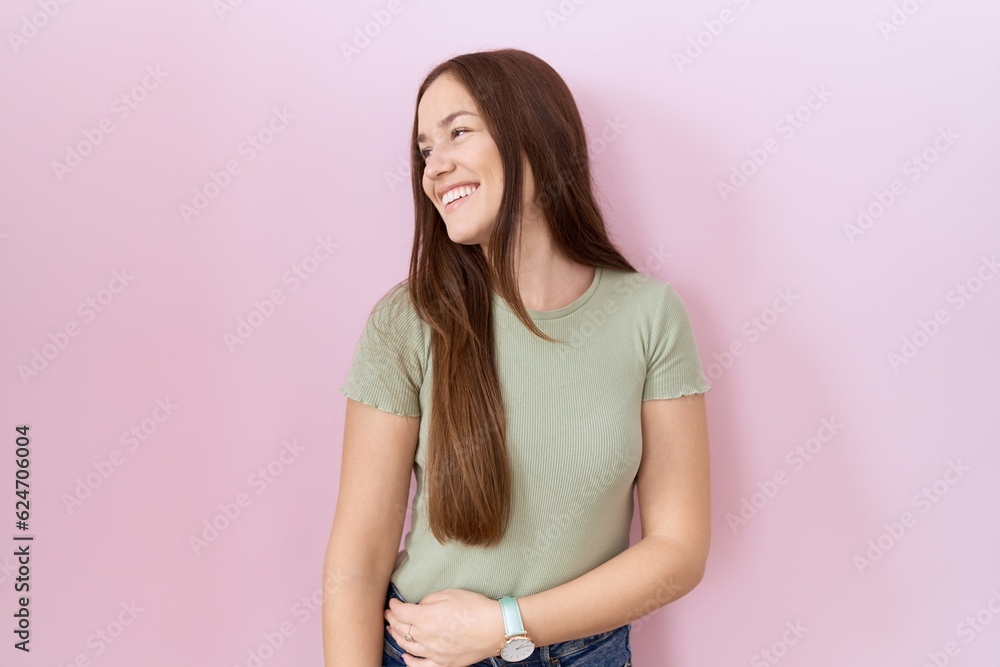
xmin=2 ymin=1 xmax=999 ymax=665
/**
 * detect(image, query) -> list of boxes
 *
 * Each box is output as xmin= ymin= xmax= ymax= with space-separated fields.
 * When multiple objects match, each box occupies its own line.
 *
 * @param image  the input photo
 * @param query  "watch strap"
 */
xmin=498 ymin=596 xmax=526 ymax=638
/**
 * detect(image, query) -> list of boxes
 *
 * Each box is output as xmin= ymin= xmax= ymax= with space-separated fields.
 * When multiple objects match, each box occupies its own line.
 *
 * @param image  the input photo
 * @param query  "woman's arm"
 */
xmin=517 ymin=393 xmax=711 ymax=646
xmin=322 ymin=398 xmax=419 ymax=666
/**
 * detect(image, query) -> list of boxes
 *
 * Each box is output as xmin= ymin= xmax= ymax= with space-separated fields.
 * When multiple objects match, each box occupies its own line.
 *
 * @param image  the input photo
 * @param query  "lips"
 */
xmin=437 ymin=181 xmax=480 ymax=201
xmin=444 ymin=187 xmax=475 ymax=212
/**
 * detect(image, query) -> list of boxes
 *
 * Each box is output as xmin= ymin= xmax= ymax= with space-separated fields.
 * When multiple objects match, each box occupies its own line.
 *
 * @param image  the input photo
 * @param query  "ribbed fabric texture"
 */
xmin=339 ymin=267 xmax=711 ymax=602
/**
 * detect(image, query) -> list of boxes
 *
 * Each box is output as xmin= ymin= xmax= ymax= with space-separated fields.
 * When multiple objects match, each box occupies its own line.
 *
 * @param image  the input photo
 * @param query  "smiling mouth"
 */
xmin=443 ymin=187 xmax=477 ymax=212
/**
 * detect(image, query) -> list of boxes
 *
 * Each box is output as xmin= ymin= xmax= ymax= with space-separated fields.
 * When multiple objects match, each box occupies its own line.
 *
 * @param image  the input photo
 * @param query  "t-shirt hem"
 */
xmin=339 ymin=384 xmax=421 ymax=418
xmin=642 ymin=384 xmax=712 ymax=401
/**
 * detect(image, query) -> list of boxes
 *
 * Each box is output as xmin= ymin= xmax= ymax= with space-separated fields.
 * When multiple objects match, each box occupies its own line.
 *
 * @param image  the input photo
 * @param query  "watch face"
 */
xmin=500 ymin=636 xmax=534 ymax=660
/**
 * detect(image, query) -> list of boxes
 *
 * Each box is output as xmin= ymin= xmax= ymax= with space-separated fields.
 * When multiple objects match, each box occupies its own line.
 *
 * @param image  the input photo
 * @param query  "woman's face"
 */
xmin=417 ymin=73 xmax=513 ymax=247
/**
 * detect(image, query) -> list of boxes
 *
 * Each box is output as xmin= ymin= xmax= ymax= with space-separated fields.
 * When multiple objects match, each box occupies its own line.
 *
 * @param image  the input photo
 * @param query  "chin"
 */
xmin=445 ymin=232 xmax=485 ymax=247
xmin=442 ymin=219 xmax=488 ymax=246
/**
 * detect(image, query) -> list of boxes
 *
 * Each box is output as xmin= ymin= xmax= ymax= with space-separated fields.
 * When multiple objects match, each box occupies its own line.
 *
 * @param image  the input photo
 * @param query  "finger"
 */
xmin=394 ymin=629 xmax=425 ymax=659
xmin=387 ymin=621 xmax=401 ymax=643
xmin=388 ymin=598 xmax=420 ymax=627
xmin=387 ymin=599 xmax=402 ymax=624
xmin=400 ymin=650 xmax=433 ymax=666
xmin=385 ymin=605 xmax=406 ymax=630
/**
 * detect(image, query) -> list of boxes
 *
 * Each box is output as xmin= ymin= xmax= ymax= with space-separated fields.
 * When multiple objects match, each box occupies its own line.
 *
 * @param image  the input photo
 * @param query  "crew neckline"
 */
xmin=491 ymin=267 xmax=603 ymax=320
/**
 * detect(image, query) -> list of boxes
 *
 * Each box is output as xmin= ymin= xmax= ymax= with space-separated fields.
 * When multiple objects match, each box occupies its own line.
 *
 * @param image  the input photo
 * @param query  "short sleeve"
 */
xmin=642 ymin=284 xmax=712 ymax=401
xmin=339 ymin=284 xmax=425 ymax=417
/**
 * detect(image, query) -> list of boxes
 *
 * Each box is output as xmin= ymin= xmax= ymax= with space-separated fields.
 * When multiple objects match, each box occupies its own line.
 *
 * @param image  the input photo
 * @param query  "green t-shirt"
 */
xmin=339 ymin=266 xmax=711 ymax=602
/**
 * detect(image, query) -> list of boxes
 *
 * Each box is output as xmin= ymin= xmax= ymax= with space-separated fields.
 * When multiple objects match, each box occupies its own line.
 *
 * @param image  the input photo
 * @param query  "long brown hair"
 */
xmin=405 ymin=48 xmax=636 ymax=546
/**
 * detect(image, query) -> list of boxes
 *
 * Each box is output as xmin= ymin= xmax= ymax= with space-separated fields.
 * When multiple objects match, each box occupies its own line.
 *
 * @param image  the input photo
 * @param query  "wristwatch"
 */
xmin=497 ymin=596 xmax=535 ymax=661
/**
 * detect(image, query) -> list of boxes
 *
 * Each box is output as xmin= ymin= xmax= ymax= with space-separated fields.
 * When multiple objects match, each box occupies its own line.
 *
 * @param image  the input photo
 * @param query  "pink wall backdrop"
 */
xmin=2 ymin=1 xmax=998 ymax=665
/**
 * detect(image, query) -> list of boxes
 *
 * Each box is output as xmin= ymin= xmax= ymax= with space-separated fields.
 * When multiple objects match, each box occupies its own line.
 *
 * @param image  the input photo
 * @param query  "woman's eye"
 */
xmin=420 ymin=129 xmax=471 ymax=160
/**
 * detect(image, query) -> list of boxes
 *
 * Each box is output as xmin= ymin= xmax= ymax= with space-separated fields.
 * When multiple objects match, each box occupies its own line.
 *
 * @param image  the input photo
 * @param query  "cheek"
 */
xmin=488 ymin=179 xmax=504 ymax=203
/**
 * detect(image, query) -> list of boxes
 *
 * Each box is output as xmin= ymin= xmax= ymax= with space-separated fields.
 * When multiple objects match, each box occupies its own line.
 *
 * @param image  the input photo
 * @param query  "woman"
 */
xmin=322 ymin=48 xmax=712 ymax=667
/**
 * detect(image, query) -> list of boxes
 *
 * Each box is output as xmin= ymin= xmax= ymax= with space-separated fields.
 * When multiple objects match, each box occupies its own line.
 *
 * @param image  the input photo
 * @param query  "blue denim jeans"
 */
xmin=382 ymin=580 xmax=632 ymax=666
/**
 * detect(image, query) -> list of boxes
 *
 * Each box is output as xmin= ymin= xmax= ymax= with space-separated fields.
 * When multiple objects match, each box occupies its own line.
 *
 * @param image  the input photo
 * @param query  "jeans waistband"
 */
xmin=384 ymin=579 xmax=630 ymax=664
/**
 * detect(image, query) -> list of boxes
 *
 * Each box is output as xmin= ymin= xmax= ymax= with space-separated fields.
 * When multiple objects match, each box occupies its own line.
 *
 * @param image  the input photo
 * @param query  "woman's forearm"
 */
xmin=321 ymin=562 xmax=388 ymax=667
xmin=516 ymin=535 xmax=706 ymax=647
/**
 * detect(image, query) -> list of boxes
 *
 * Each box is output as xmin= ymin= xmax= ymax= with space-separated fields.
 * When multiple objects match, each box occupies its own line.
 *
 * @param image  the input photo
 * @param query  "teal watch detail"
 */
xmin=497 ymin=596 xmax=535 ymax=661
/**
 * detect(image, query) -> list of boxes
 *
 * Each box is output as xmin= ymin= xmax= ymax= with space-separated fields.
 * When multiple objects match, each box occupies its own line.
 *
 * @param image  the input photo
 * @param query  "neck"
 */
xmin=485 ymin=210 xmax=593 ymax=312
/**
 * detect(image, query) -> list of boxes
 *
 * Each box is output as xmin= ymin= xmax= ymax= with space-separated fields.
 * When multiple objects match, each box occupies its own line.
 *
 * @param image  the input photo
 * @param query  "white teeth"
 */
xmin=442 ymin=185 xmax=478 ymax=205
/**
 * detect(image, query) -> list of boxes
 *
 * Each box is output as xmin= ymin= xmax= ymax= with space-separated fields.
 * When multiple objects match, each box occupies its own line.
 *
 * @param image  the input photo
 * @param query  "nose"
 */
xmin=423 ymin=146 xmax=454 ymax=180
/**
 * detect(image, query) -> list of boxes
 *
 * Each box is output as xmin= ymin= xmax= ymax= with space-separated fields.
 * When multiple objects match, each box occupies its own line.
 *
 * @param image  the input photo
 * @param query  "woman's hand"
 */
xmin=384 ymin=588 xmax=507 ymax=667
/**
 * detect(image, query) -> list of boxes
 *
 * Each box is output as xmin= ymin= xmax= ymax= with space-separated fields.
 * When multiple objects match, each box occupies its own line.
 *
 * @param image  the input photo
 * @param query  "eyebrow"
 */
xmin=417 ymin=110 xmax=479 ymax=144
